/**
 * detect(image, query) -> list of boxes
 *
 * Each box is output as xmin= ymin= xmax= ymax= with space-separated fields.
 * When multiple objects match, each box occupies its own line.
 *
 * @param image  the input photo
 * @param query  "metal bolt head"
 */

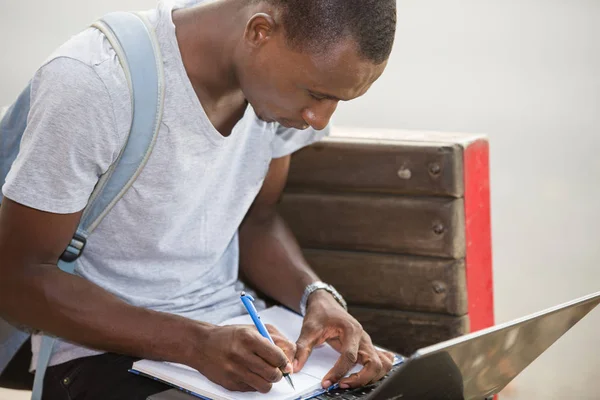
xmin=397 ymin=167 xmax=412 ymax=180
xmin=433 ymin=223 xmax=445 ymax=235
xmin=429 ymin=163 xmax=441 ymax=176
xmin=432 ymin=281 xmax=447 ymax=294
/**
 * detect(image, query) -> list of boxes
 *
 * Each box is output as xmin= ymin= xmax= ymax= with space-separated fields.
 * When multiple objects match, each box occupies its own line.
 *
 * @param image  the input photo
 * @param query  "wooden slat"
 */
xmin=349 ymin=307 xmax=470 ymax=356
xmin=287 ymin=141 xmax=464 ymax=197
xmin=304 ymin=249 xmax=467 ymax=316
xmin=278 ymin=193 xmax=466 ymax=259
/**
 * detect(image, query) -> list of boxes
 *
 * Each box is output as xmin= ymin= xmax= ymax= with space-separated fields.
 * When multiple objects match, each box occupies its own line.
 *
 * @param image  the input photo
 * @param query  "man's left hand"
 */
xmin=293 ymin=290 xmax=395 ymax=389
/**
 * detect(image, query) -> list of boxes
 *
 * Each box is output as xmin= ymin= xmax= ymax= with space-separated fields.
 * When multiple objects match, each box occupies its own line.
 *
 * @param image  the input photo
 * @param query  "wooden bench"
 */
xmin=0 ymin=127 xmax=495 ymax=392
xmin=277 ymin=127 xmax=495 ymax=356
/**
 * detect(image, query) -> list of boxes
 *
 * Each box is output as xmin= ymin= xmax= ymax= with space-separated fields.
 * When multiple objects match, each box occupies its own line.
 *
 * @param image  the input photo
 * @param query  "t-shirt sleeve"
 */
xmin=270 ymin=123 xmax=330 ymax=159
xmin=2 ymin=57 xmax=126 ymax=214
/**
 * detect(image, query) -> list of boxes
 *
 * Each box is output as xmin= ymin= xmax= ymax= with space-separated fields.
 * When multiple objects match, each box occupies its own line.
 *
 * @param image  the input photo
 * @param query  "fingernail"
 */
xmin=293 ymin=359 xmax=299 ymax=371
xmin=340 ymin=383 xmax=350 ymax=389
xmin=323 ymin=380 xmax=332 ymax=388
xmin=284 ymin=362 xmax=293 ymax=374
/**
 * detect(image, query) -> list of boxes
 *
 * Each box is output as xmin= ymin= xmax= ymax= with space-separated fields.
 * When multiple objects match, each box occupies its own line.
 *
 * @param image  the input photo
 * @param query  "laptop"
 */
xmin=149 ymin=290 xmax=600 ymax=400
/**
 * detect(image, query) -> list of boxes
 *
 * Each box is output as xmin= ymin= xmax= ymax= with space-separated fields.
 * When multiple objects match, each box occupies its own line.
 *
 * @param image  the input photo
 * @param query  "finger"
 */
xmin=224 ymin=381 xmax=255 ymax=393
xmin=363 ymin=350 xmax=393 ymax=384
xmin=238 ymin=328 xmax=292 ymax=374
xmin=294 ymin=322 xmax=321 ymax=372
xmin=379 ymin=349 xmax=395 ymax=364
xmin=378 ymin=352 xmax=394 ymax=379
xmin=245 ymin=353 xmax=283 ymax=383
xmin=240 ymin=368 xmax=273 ymax=394
xmin=266 ymin=324 xmax=297 ymax=364
xmin=252 ymin=335 xmax=292 ymax=374
xmin=322 ymin=324 xmax=360 ymax=387
xmin=338 ymin=355 xmax=383 ymax=389
xmin=272 ymin=336 xmax=296 ymax=366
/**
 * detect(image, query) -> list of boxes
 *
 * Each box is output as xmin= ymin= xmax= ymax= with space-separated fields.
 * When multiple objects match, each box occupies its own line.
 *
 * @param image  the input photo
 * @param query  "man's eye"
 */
xmin=310 ymin=93 xmax=324 ymax=101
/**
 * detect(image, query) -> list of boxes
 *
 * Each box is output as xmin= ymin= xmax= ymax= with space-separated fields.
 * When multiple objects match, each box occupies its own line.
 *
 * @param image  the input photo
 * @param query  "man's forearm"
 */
xmin=239 ymin=206 xmax=320 ymax=312
xmin=0 ymin=262 xmax=211 ymax=364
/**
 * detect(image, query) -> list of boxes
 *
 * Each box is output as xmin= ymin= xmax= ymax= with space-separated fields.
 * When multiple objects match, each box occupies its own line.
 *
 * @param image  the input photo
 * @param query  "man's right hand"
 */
xmin=189 ymin=324 xmax=295 ymax=393
xmin=0 ymin=198 xmax=295 ymax=394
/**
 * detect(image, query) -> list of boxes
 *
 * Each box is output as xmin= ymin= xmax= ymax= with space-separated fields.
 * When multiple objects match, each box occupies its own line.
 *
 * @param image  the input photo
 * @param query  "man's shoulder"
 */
xmin=31 ymin=24 xmax=133 ymax=134
xmin=33 ymin=25 xmax=130 ymax=107
xmin=43 ymin=27 xmax=116 ymax=72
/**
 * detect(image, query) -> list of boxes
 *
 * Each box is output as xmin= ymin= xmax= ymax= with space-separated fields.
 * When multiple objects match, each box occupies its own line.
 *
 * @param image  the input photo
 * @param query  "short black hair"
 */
xmin=256 ymin=0 xmax=397 ymax=65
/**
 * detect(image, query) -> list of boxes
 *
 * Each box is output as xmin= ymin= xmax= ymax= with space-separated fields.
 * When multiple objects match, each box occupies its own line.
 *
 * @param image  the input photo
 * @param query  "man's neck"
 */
xmin=173 ymin=1 xmax=245 ymax=104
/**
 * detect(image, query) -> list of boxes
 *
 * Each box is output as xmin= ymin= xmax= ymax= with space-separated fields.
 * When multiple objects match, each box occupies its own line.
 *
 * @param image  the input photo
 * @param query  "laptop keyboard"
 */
xmin=313 ymin=365 xmax=401 ymax=400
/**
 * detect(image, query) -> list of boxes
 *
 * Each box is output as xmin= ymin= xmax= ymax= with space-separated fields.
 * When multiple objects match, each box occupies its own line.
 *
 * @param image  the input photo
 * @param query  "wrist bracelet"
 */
xmin=299 ymin=281 xmax=348 ymax=316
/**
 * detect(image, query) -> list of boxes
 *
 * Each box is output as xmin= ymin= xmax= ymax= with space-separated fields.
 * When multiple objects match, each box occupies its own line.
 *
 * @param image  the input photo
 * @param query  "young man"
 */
xmin=0 ymin=0 xmax=397 ymax=398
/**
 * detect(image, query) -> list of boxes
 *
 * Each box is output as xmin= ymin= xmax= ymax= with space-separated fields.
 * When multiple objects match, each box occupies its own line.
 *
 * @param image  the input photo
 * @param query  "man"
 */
xmin=0 ymin=0 xmax=397 ymax=398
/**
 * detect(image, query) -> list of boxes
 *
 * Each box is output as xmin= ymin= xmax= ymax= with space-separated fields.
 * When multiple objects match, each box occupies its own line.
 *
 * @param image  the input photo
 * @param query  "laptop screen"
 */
xmin=368 ymin=292 xmax=600 ymax=400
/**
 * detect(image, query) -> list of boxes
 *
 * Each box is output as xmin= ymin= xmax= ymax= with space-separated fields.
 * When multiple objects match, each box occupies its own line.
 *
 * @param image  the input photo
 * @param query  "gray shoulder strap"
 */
xmin=57 ymin=11 xmax=166 ymax=272
xmin=31 ymin=11 xmax=165 ymax=400
xmin=81 ymin=11 xmax=165 ymax=234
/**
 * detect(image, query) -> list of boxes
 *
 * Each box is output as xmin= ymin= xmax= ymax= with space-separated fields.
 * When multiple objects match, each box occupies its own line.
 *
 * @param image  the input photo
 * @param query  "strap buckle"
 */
xmin=59 ymin=232 xmax=87 ymax=263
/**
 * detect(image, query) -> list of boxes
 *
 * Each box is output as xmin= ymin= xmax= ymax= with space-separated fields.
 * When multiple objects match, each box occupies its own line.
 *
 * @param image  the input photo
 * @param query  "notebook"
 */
xmin=130 ymin=306 xmax=401 ymax=400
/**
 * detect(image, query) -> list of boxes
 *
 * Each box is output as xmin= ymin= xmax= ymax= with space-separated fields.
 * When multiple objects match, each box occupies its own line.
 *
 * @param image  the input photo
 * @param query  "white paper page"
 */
xmin=293 ymin=342 xmax=362 ymax=379
xmin=133 ymin=360 xmax=321 ymax=400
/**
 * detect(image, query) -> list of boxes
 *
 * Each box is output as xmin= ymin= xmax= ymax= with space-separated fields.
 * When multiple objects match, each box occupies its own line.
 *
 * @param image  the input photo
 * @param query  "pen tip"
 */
xmin=285 ymin=375 xmax=295 ymax=390
xmin=240 ymin=291 xmax=246 ymax=297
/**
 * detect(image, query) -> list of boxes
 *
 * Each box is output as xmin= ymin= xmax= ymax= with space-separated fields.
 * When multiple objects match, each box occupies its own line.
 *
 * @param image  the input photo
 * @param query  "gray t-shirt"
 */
xmin=2 ymin=0 xmax=328 ymax=367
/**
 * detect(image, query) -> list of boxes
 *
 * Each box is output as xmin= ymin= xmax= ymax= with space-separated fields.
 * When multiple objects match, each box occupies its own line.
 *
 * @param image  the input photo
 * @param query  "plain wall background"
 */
xmin=1 ymin=1 xmax=599 ymax=399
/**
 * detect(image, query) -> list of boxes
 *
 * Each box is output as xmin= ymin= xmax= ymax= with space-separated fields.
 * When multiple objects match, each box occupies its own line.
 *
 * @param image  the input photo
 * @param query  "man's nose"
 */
xmin=303 ymin=100 xmax=339 ymax=131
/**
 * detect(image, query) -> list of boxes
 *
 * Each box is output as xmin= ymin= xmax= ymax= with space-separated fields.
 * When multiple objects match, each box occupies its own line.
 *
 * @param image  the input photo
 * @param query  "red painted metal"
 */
xmin=463 ymin=139 xmax=495 ymax=332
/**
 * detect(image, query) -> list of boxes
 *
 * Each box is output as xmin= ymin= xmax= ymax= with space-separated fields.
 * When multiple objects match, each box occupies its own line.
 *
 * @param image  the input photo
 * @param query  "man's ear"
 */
xmin=244 ymin=13 xmax=277 ymax=48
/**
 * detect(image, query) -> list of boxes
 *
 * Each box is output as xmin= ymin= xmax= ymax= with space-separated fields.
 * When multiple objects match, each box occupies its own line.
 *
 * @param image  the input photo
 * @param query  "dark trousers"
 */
xmin=43 ymin=353 xmax=169 ymax=400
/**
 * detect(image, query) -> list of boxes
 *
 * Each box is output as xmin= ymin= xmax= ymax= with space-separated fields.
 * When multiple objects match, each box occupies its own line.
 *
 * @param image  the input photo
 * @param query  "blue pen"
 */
xmin=240 ymin=292 xmax=296 ymax=390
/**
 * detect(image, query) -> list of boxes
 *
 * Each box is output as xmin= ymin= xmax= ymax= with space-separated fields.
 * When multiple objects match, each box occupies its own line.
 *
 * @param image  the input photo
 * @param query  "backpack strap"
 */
xmin=59 ymin=11 xmax=166 ymax=268
xmin=31 ymin=12 xmax=165 ymax=400
xmin=0 ymin=319 xmax=29 ymax=375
